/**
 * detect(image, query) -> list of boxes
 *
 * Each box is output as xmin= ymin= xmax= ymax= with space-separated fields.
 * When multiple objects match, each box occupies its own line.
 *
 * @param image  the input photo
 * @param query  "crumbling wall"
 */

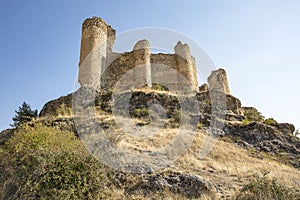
xmin=78 ymin=17 xmax=199 ymax=92
xmin=208 ymin=68 xmax=231 ymax=94
xmin=101 ymin=52 xmax=135 ymax=91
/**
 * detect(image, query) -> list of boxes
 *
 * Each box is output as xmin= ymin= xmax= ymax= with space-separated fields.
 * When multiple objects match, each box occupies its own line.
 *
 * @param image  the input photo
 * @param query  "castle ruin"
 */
xmin=78 ymin=17 xmax=199 ymax=92
xmin=78 ymin=17 xmax=231 ymax=94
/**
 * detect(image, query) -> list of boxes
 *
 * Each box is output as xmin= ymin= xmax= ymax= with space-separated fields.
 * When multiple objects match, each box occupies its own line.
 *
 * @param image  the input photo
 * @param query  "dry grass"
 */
xmin=176 ymin=131 xmax=300 ymax=194
xmin=109 ymin=117 xmax=300 ymax=197
xmin=35 ymin=112 xmax=300 ymax=198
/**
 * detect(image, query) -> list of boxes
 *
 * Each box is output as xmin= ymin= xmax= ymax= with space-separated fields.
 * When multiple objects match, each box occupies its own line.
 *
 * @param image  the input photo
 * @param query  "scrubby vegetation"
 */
xmin=237 ymin=171 xmax=300 ymax=200
xmin=242 ymin=119 xmax=251 ymax=126
xmin=0 ymin=124 xmax=113 ymax=199
xmin=151 ymin=83 xmax=169 ymax=91
xmin=56 ymin=103 xmax=73 ymax=117
xmin=263 ymin=118 xmax=277 ymax=125
xmin=132 ymin=107 xmax=149 ymax=118
xmin=294 ymin=129 xmax=300 ymax=136
xmin=243 ymin=108 xmax=264 ymax=122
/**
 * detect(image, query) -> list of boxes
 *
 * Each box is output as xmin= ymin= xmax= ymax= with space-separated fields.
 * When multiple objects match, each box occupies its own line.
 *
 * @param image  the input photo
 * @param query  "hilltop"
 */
xmin=0 ymin=17 xmax=299 ymax=199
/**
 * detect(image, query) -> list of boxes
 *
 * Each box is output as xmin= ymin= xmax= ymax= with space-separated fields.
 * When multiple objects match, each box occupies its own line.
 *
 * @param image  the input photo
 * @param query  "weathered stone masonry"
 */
xmin=78 ymin=17 xmax=199 ymax=92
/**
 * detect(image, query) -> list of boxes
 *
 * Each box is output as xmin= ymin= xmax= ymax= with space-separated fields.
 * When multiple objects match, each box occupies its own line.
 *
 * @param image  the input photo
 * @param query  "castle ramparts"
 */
xmin=78 ymin=17 xmax=199 ymax=92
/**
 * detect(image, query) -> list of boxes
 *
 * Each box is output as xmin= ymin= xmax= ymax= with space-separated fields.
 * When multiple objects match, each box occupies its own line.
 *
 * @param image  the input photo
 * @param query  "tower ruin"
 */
xmin=78 ymin=17 xmax=199 ymax=92
xmin=207 ymin=68 xmax=231 ymax=94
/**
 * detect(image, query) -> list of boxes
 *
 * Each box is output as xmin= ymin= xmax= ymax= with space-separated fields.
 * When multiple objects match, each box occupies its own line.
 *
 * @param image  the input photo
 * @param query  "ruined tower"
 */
xmin=174 ymin=41 xmax=198 ymax=91
xmin=133 ymin=40 xmax=152 ymax=87
xmin=78 ymin=17 xmax=199 ymax=92
xmin=207 ymin=68 xmax=231 ymax=94
xmin=78 ymin=17 xmax=115 ymax=88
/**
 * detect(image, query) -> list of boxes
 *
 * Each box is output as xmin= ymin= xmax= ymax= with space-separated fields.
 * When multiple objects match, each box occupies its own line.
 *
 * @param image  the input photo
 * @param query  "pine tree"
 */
xmin=11 ymin=102 xmax=38 ymax=127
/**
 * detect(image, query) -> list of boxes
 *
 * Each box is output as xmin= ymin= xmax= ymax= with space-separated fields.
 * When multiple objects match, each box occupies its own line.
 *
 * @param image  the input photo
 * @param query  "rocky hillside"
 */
xmin=1 ymin=69 xmax=300 ymax=199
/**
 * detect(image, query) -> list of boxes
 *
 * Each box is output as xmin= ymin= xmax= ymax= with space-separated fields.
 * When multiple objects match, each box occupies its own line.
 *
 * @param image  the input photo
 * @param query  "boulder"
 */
xmin=126 ymin=171 xmax=216 ymax=198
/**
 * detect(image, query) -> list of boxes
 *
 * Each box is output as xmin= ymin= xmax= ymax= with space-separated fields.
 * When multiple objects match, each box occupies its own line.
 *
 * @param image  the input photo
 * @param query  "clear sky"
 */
xmin=1 ymin=0 xmax=300 ymax=131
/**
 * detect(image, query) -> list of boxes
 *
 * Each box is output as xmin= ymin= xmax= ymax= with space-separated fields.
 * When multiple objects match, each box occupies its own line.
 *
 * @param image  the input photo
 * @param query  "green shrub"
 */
xmin=243 ymin=108 xmax=264 ymax=122
xmin=151 ymin=83 xmax=168 ymax=91
xmin=263 ymin=118 xmax=277 ymax=126
xmin=0 ymin=124 xmax=113 ymax=199
xmin=172 ymin=109 xmax=190 ymax=124
xmin=237 ymin=171 xmax=300 ymax=200
xmin=242 ymin=119 xmax=251 ymax=126
xmin=197 ymin=122 xmax=203 ymax=129
xmin=56 ymin=103 xmax=73 ymax=117
xmin=133 ymin=108 xmax=149 ymax=118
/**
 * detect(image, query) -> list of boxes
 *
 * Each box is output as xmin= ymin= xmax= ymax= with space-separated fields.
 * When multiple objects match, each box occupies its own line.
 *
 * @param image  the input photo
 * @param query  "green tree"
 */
xmin=11 ymin=102 xmax=38 ymax=127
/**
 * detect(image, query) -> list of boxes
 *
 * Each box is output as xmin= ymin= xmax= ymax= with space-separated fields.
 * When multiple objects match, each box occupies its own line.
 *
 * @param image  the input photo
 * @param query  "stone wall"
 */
xmin=174 ymin=41 xmax=198 ymax=91
xmin=101 ymin=52 xmax=135 ymax=90
xmin=78 ymin=17 xmax=199 ymax=92
xmin=207 ymin=68 xmax=231 ymax=94
xmin=79 ymin=17 xmax=109 ymax=88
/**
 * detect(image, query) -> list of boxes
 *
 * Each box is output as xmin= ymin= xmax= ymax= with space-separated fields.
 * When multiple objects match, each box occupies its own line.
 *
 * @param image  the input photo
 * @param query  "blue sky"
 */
xmin=1 ymin=0 xmax=300 ymax=131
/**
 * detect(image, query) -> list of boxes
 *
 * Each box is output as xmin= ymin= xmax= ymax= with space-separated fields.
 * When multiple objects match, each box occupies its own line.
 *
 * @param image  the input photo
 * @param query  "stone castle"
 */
xmin=78 ymin=17 xmax=213 ymax=93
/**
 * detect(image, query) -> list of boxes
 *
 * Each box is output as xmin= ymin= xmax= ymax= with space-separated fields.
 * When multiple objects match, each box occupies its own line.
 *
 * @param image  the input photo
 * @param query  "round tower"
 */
xmin=174 ymin=41 xmax=198 ymax=91
xmin=78 ymin=17 xmax=108 ymax=88
xmin=133 ymin=39 xmax=152 ymax=87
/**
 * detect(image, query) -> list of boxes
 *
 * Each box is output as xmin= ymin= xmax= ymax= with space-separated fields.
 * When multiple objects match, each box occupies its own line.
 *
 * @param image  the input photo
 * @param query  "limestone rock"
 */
xmin=273 ymin=123 xmax=295 ymax=135
xmin=226 ymin=122 xmax=300 ymax=168
xmin=127 ymin=171 xmax=216 ymax=198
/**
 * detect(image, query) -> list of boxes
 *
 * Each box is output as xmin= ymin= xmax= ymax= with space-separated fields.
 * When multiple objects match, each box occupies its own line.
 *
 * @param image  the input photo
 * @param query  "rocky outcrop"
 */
xmin=37 ymin=65 xmax=300 ymax=170
xmin=226 ymin=122 xmax=300 ymax=168
xmin=39 ymin=94 xmax=72 ymax=117
xmin=126 ymin=171 xmax=216 ymax=198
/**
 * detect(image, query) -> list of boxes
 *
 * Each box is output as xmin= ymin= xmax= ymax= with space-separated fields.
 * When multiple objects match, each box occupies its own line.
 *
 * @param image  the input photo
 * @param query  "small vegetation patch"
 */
xmin=151 ymin=83 xmax=169 ymax=91
xmin=242 ymin=119 xmax=251 ymax=126
xmin=133 ymin=108 xmax=149 ymax=118
xmin=243 ymin=108 xmax=264 ymax=122
xmin=263 ymin=118 xmax=277 ymax=126
xmin=56 ymin=103 xmax=73 ymax=117
xmin=237 ymin=171 xmax=300 ymax=200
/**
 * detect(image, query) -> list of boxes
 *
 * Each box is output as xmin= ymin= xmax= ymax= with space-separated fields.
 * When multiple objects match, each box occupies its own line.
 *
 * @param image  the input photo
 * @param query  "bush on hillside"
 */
xmin=263 ymin=118 xmax=277 ymax=126
xmin=237 ymin=171 xmax=300 ymax=200
xmin=0 ymin=124 xmax=113 ymax=199
xmin=243 ymin=108 xmax=264 ymax=122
